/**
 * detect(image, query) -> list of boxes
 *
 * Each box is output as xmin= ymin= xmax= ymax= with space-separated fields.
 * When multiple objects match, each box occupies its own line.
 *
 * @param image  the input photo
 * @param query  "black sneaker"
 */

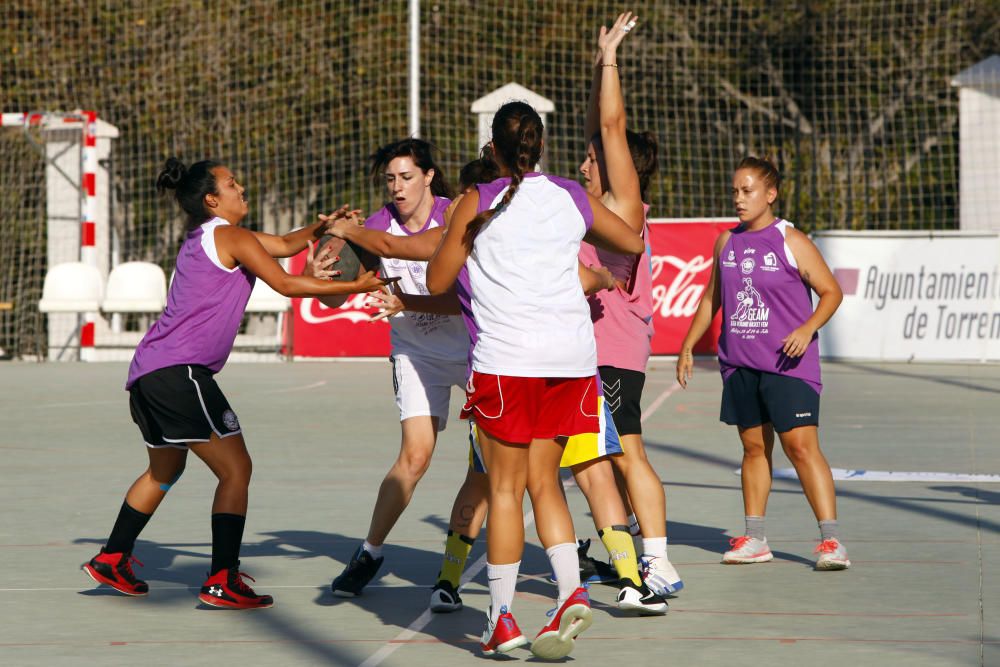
xmin=429 ymin=579 xmax=463 ymax=613
xmin=577 ymin=539 xmax=618 ymax=585
xmin=616 ymin=578 xmax=668 ymax=615
xmin=331 ymin=545 xmax=384 ymax=597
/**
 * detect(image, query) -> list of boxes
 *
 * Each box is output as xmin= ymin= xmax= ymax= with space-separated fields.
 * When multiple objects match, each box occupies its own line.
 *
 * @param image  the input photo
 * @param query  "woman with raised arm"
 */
xmin=426 ymin=101 xmax=644 ymax=660
xmin=82 ymin=158 xmax=390 ymax=609
xmin=676 ymin=156 xmax=849 ymax=571
xmin=577 ymin=11 xmax=683 ymax=597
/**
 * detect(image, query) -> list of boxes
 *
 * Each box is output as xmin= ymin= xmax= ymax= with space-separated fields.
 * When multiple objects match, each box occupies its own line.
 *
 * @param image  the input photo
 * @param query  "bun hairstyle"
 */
xmin=590 ymin=129 xmax=659 ymax=202
xmin=458 ymin=146 xmax=501 ymax=192
xmin=156 ymin=157 xmax=223 ymax=230
xmin=463 ymin=101 xmax=544 ymax=247
xmin=369 ymin=137 xmax=453 ymax=199
xmin=737 ymin=155 xmax=781 ymax=194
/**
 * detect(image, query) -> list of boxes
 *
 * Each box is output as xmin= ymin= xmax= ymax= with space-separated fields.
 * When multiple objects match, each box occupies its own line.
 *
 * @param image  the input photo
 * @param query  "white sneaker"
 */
xmin=814 ymin=538 xmax=851 ymax=570
xmin=722 ymin=536 xmax=774 ymax=564
xmin=640 ymin=554 xmax=684 ymax=595
xmin=616 ymin=579 xmax=668 ymax=615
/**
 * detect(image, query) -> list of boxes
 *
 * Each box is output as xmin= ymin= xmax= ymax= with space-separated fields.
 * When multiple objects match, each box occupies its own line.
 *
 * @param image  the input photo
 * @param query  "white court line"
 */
xmin=264 ymin=380 xmax=328 ymax=394
xmin=362 ymin=380 xmax=682 ymax=666
xmin=640 ymin=381 xmax=683 ymax=423
xmin=359 ymin=511 xmax=536 ymax=667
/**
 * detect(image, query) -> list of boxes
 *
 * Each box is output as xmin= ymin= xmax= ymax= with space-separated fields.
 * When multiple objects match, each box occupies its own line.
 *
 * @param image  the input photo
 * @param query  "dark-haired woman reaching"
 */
xmin=82 ymin=158 xmax=391 ymax=609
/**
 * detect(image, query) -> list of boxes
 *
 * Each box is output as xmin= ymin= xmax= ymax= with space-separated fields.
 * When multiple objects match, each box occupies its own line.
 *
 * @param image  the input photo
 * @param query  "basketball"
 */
xmin=315 ymin=235 xmax=380 ymax=283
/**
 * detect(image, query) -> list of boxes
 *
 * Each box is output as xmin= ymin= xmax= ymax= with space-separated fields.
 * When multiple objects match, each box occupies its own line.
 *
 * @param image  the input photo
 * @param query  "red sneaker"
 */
xmin=83 ymin=548 xmax=148 ymax=596
xmin=198 ymin=567 xmax=273 ymax=609
xmin=480 ymin=606 xmax=528 ymax=656
xmin=531 ymin=587 xmax=593 ymax=660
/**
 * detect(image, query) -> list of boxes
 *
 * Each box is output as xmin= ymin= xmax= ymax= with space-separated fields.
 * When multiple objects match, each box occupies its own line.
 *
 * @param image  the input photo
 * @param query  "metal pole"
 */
xmin=408 ymin=0 xmax=419 ymax=137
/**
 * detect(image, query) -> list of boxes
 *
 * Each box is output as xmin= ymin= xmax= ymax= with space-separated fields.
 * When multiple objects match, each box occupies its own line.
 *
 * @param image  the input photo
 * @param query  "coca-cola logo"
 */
xmin=650 ymin=254 xmax=714 ymax=318
xmin=298 ymin=294 xmax=384 ymax=325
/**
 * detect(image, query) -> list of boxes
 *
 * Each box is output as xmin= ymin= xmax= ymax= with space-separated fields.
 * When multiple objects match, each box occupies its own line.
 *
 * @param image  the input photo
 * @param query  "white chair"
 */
xmin=38 ymin=262 xmax=104 ymax=313
xmin=38 ymin=262 xmax=104 ymax=360
xmin=101 ymin=262 xmax=167 ymax=313
xmin=234 ymin=278 xmax=290 ymax=357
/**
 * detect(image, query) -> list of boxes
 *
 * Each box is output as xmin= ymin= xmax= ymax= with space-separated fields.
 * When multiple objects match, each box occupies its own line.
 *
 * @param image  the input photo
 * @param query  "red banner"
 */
xmin=647 ymin=219 xmax=737 ymax=354
xmin=287 ymin=219 xmax=736 ymax=357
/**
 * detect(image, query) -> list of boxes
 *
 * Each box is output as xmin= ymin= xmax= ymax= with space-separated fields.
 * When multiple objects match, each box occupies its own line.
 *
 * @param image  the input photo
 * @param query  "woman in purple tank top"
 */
xmin=676 ymin=157 xmax=851 ymax=571
xmin=83 ymin=158 xmax=392 ymax=609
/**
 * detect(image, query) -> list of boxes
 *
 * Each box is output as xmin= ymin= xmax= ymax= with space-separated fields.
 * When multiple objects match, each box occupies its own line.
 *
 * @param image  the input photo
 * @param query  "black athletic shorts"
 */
xmin=598 ymin=365 xmax=645 ymax=436
xmin=720 ymin=367 xmax=819 ymax=433
xmin=128 ymin=364 xmax=242 ymax=448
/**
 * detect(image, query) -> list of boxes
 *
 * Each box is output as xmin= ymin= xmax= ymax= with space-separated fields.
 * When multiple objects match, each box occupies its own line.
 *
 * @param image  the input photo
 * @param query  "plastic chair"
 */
xmin=235 ymin=278 xmax=290 ymax=357
xmin=38 ymin=262 xmax=104 ymax=313
xmin=101 ymin=262 xmax=167 ymax=313
xmin=245 ymin=278 xmax=290 ymax=313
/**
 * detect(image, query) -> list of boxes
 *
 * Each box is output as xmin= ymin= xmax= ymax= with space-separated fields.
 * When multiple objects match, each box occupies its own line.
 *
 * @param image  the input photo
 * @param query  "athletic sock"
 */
xmin=105 ymin=501 xmax=152 ymax=554
xmin=362 ymin=540 xmax=383 ymax=560
xmin=642 ymin=536 xmax=667 ymax=560
xmin=598 ymin=525 xmax=641 ymax=585
xmin=819 ymin=519 xmax=839 ymax=541
xmin=745 ymin=516 xmax=766 ymax=541
xmin=546 ymin=542 xmax=580 ymax=606
xmin=486 ymin=561 xmax=520 ymax=622
xmin=438 ymin=530 xmax=474 ymax=587
xmin=210 ymin=513 xmax=246 ymax=575
xmin=627 ymin=513 xmax=641 ymax=536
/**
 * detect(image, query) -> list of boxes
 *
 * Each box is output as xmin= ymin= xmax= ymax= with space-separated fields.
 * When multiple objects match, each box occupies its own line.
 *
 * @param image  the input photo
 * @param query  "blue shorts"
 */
xmin=720 ymin=367 xmax=820 ymax=433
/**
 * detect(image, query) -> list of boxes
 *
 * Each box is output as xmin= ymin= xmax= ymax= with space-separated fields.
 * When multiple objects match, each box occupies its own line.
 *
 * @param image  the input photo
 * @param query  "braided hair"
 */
xmin=463 ymin=101 xmax=543 ymax=248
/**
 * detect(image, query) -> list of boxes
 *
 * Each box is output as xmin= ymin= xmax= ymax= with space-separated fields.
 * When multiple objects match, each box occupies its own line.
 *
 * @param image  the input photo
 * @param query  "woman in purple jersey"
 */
xmin=676 ymin=156 xmax=850 ymax=571
xmin=82 ymin=158 xmax=391 ymax=609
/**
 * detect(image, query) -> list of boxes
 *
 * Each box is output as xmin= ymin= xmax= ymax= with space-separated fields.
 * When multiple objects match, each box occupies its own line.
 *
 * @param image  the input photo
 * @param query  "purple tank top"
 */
xmin=717 ymin=219 xmax=822 ymax=393
xmin=126 ymin=219 xmax=255 ymax=388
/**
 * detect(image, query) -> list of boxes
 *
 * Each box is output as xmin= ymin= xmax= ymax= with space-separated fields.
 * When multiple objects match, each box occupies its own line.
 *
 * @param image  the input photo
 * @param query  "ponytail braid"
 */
xmin=463 ymin=101 xmax=543 ymax=248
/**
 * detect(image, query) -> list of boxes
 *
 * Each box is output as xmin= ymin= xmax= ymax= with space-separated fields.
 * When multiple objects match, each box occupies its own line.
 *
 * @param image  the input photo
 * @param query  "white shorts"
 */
xmin=390 ymin=354 xmax=467 ymax=431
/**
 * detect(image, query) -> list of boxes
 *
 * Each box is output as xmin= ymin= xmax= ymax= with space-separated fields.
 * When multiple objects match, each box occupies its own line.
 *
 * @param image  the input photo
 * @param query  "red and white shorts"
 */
xmin=460 ymin=372 xmax=600 ymax=444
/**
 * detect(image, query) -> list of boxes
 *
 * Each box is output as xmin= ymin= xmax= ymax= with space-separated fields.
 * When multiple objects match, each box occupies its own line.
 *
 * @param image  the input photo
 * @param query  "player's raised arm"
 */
xmin=582 ymin=191 xmax=644 ymax=255
xmin=426 ymin=191 xmax=477 ymax=294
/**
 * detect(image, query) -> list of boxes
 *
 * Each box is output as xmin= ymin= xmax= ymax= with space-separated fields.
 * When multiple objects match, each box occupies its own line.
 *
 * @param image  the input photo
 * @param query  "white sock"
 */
xmin=486 ymin=561 xmax=520 ymax=623
xmin=362 ymin=540 xmax=383 ymax=559
xmin=642 ymin=536 xmax=667 ymax=560
xmin=546 ymin=542 xmax=579 ymax=606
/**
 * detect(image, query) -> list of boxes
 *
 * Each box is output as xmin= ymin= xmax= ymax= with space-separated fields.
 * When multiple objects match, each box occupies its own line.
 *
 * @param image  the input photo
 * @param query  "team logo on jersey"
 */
xmin=731 ymin=277 xmax=769 ymax=329
xmin=743 ymin=247 xmax=756 ymax=255
xmin=740 ymin=258 xmax=755 ymax=274
xmin=411 ymin=263 xmax=424 ymax=275
xmin=727 ymin=250 xmax=735 ymax=261
xmin=762 ymin=251 xmax=780 ymax=271
xmin=222 ymin=409 xmax=240 ymax=431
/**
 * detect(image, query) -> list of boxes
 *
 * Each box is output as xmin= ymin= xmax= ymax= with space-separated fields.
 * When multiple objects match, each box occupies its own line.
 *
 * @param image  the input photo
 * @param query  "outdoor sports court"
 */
xmin=1 ymin=358 xmax=996 ymax=666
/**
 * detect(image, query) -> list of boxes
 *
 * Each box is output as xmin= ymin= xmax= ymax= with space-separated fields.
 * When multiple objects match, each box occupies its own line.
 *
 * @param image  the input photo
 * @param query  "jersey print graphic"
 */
xmin=730 ymin=276 xmax=769 ymax=339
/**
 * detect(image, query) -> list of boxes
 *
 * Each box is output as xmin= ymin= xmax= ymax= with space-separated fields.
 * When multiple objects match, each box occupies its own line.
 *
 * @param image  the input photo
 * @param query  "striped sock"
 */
xmin=599 ymin=525 xmax=641 ymax=585
xmin=438 ymin=530 xmax=474 ymax=588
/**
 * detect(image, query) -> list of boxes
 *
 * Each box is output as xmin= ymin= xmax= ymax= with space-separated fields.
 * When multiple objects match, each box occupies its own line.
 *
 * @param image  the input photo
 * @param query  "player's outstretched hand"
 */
xmin=319 ymin=205 xmax=363 ymax=239
xmin=598 ymin=12 xmax=638 ymax=60
xmin=676 ymin=348 xmax=694 ymax=388
xmin=781 ymin=324 xmax=815 ymax=358
xmin=351 ymin=270 xmax=399 ymax=294
xmin=304 ymin=240 xmax=342 ymax=280
xmin=365 ymin=290 xmax=404 ymax=322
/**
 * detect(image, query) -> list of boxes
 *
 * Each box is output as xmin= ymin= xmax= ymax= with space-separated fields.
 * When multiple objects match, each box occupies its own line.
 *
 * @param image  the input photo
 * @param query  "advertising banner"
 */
xmin=288 ymin=219 xmax=737 ymax=357
xmin=814 ymin=231 xmax=1000 ymax=361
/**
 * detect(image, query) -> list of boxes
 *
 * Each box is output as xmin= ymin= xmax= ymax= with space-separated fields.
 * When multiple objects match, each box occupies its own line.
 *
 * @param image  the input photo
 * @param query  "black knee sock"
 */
xmin=210 ymin=513 xmax=246 ymax=575
xmin=105 ymin=501 xmax=152 ymax=554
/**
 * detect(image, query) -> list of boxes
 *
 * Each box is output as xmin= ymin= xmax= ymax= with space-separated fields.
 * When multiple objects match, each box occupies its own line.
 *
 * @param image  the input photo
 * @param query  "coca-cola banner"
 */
xmin=287 ymin=219 xmax=736 ymax=357
xmin=647 ymin=219 xmax=736 ymax=354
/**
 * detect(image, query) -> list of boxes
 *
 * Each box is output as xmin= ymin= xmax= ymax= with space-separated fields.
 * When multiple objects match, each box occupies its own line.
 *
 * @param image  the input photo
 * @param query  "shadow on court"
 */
xmin=833 ymin=360 xmax=1000 ymax=395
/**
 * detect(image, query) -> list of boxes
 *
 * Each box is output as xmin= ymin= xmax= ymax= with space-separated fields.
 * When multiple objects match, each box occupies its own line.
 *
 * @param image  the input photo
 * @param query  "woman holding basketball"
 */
xmin=324 ymin=138 xmax=474 ymax=598
xmin=576 ymin=12 xmax=684 ymax=597
xmin=83 ymin=158 xmax=390 ymax=608
xmin=426 ymin=101 xmax=645 ymax=659
xmin=676 ymin=156 xmax=849 ymax=570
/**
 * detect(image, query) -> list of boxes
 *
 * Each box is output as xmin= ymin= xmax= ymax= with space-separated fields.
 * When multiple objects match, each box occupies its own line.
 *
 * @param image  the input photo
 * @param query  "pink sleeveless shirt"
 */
xmin=577 ymin=205 xmax=654 ymax=372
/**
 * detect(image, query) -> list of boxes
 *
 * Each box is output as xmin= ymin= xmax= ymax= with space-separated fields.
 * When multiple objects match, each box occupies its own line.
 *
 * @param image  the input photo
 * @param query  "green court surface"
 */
xmin=0 ymin=359 xmax=996 ymax=666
